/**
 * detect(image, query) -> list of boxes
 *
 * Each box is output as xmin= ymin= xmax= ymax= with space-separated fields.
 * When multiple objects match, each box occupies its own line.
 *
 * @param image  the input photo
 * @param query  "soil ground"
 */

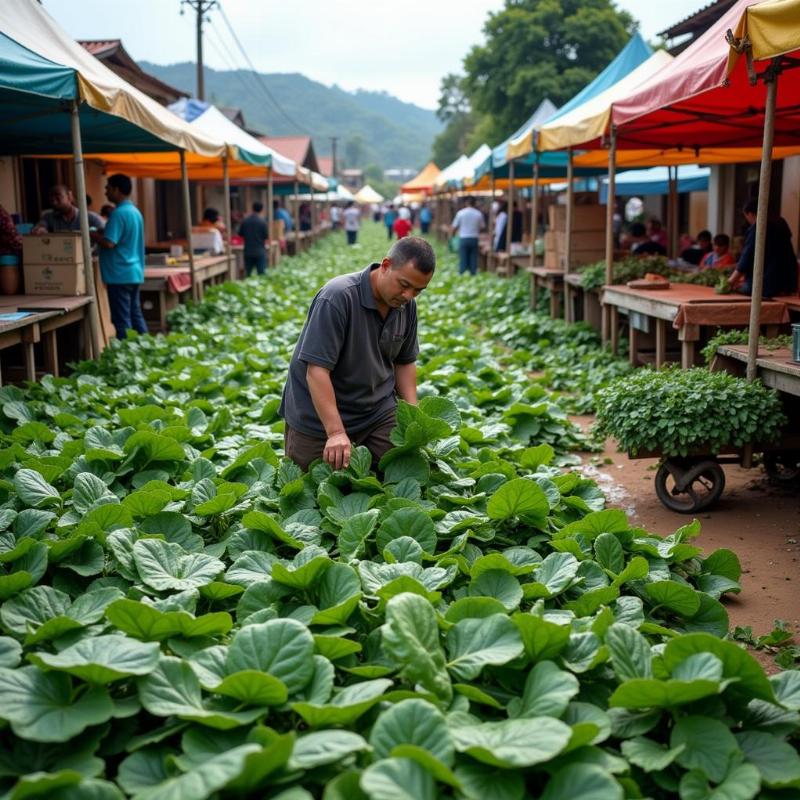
xmin=572 ymin=416 xmax=800 ymax=672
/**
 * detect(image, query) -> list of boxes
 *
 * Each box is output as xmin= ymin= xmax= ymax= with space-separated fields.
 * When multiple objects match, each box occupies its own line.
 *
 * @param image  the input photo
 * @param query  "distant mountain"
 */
xmin=140 ymin=62 xmax=441 ymax=171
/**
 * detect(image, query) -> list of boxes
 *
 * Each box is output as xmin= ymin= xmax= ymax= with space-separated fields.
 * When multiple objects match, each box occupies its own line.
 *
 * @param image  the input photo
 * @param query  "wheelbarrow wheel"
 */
xmin=655 ymin=459 xmax=725 ymax=513
xmin=763 ymin=451 xmax=800 ymax=486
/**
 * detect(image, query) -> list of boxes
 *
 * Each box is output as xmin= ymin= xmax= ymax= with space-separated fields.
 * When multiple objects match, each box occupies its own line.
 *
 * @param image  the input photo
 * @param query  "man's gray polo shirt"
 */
xmin=279 ymin=263 xmax=419 ymax=437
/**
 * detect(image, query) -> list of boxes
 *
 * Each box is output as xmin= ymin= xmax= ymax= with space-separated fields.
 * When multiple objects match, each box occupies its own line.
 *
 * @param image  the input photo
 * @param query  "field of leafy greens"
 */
xmin=0 ymin=223 xmax=797 ymax=800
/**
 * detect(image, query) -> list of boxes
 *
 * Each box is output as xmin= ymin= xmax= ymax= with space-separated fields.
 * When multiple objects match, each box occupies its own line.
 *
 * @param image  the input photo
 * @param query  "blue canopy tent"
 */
xmin=599 ymin=165 xmax=710 ymax=203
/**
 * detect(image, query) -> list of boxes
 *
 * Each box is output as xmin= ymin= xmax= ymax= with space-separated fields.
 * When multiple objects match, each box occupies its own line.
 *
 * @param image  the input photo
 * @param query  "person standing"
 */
xmin=343 ymin=201 xmax=361 ymax=246
xmin=280 ymin=237 xmax=435 ymax=471
xmin=451 ymin=197 xmax=484 ymax=275
xmin=330 ymin=204 xmax=342 ymax=231
xmin=419 ymin=203 xmax=432 ymax=234
xmin=91 ymin=174 xmax=147 ymax=340
xmin=393 ymin=214 xmax=412 ymax=239
xmin=239 ymin=201 xmax=269 ymax=276
xmin=384 ymin=204 xmax=397 ymax=240
xmin=493 ymin=200 xmax=508 ymax=252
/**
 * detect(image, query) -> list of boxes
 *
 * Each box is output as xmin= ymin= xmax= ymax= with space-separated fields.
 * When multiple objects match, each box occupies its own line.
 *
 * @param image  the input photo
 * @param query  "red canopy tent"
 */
xmin=611 ymin=0 xmax=800 ymax=151
xmin=606 ymin=0 xmax=800 ymax=379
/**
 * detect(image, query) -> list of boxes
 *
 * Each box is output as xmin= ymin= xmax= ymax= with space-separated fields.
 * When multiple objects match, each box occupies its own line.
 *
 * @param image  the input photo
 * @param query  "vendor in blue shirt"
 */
xmin=272 ymin=199 xmax=293 ymax=233
xmin=91 ymin=174 xmax=148 ymax=339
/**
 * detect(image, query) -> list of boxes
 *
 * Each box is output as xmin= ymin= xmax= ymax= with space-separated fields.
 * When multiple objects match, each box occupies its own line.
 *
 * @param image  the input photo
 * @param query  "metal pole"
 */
xmin=222 ymin=152 xmax=233 ymax=280
xmin=603 ymin=129 xmax=617 ymax=342
xmin=506 ymin=159 xmax=515 ymax=265
xmin=530 ymin=157 xmax=539 ymax=270
xmin=70 ymin=100 xmax=102 ymax=358
xmin=746 ymin=63 xmax=779 ymax=382
xmin=668 ymin=166 xmax=679 ymax=259
xmin=179 ymin=150 xmax=197 ymax=302
xmin=195 ymin=4 xmax=204 ymax=100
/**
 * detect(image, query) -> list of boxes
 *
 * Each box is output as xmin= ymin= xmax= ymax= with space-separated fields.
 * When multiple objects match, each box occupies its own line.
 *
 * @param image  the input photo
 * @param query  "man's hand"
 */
xmin=324 ymin=431 xmax=351 ymax=470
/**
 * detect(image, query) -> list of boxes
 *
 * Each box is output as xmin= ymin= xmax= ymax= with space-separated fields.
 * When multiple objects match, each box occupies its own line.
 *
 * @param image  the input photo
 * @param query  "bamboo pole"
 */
xmin=489 ymin=172 xmax=496 ymax=271
xmin=70 ymin=100 xmax=101 ymax=358
xmin=530 ymin=156 xmax=539 ymax=270
xmin=602 ymin=128 xmax=617 ymax=343
xmin=267 ymin=169 xmax=274 ymax=267
xmin=222 ymin=152 xmax=234 ymax=281
xmin=179 ymin=150 xmax=197 ymax=302
xmin=293 ymin=178 xmax=300 ymax=251
xmin=746 ymin=62 xmax=779 ymax=383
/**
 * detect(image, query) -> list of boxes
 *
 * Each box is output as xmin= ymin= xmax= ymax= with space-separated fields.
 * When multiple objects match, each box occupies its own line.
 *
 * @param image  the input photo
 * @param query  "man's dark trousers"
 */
xmin=107 ymin=283 xmax=148 ymax=339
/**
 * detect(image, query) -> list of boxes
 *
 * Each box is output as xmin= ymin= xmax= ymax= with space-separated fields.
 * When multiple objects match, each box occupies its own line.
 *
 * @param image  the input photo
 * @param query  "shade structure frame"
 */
xmin=179 ymin=150 xmax=197 ymax=303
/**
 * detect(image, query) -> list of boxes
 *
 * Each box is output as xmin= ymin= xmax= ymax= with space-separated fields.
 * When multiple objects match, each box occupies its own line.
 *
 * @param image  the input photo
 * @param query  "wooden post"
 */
xmin=506 ymin=159 xmax=515 ymax=272
xmin=602 ymin=128 xmax=617 ymax=343
xmin=746 ymin=61 xmax=779 ymax=383
xmin=222 ymin=152 xmax=234 ymax=281
xmin=70 ymin=100 xmax=102 ymax=358
xmin=530 ymin=156 xmax=539 ymax=270
xmin=293 ymin=178 xmax=300 ymax=251
xmin=179 ymin=150 xmax=197 ymax=302
xmin=564 ymin=147 xmax=575 ymax=321
xmin=668 ymin=166 xmax=678 ymax=259
xmin=489 ymin=172 xmax=496 ymax=271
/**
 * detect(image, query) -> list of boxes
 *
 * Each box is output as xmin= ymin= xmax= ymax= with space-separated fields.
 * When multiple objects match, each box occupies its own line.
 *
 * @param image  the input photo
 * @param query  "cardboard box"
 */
xmin=548 ymin=204 xmax=607 ymax=232
xmin=22 ymin=233 xmax=84 ymax=266
xmin=544 ymin=231 xmax=557 ymax=249
xmin=544 ymin=250 xmax=559 ymax=269
xmin=556 ymin=230 xmax=607 ymax=251
xmin=23 ymin=262 xmax=86 ymax=295
xmin=558 ymin=249 xmax=606 ymax=269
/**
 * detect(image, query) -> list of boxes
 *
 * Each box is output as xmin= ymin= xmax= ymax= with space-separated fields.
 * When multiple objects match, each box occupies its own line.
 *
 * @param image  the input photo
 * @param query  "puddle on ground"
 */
xmin=577 ymin=461 xmax=637 ymax=518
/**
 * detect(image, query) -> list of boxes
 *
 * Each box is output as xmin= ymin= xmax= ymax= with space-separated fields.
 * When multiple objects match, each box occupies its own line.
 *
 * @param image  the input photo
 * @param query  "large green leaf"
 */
xmin=0 ymin=666 xmax=114 ymax=742
xmin=376 ymin=508 xmax=437 ymax=554
xmin=28 ymin=635 xmax=160 ymax=683
xmin=605 ymin=623 xmax=653 ymax=681
xmin=292 ymin=678 xmax=393 ymax=727
xmin=13 ymin=469 xmax=61 ymax=508
xmin=370 ymin=698 xmax=454 ymax=764
xmin=451 ymin=718 xmax=572 ymax=767
xmin=540 ymin=764 xmax=623 ymax=800
xmin=671 ymin=716 xmax=741 ymax=783
xmin=360 ymin=758 xmax=436 ymax=800
xmin=133 ymin=539 xmax=223 ymax=592
xmin=382 ymin=592 xmax=452 ymax=702
xmin=486 ymin=478 xmax=548 ymax=523
xmin=446 ymin=614 xmax=524 ymax=680
xmin=105 ymin=598 xmax=232 ymax=641
xmin=507 ymin=660 xmax=579 ymax=718
xmin=226 ymin=618 xmax=315 ymax=694
xmin=289 ymin=730 xmax=369 ymax=770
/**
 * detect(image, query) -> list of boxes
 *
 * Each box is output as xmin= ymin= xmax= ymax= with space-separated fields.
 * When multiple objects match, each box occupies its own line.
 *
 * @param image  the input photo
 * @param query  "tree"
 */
xmin=463 ymin=0 xmax=635 ymax=143
xmin=431 ymin=72 xmax=482 ymax=168
xmin=436 ymin=73 xmax=471 ymax=122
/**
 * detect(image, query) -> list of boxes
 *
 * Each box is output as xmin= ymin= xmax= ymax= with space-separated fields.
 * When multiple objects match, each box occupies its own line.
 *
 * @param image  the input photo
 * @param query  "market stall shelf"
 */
xmin=564 ymin=272 xmax=603 ymax=332
xmin=0 ymin=295 xmax=92 ymax=382
xmin=528 ymin=266 xmax=564 ymax=317
xmin=141 ymin=255 xmax=232 ymax=332
xmin=602 ymin=283 xmax=790 ymax=368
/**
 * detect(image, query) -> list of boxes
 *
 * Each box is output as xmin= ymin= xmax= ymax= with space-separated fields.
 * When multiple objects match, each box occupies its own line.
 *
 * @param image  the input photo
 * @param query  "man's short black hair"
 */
xmin=466 ymin=196 xmax=476 ymax=206
xmin=742 ymin=199 xmax=758 ymax=216
xmin=252 ymin=201 xmax=263 ymax=213
xmin=630 ymin=222 xmax=647 ymax=238
xmin=697 ymin=229 xmax=712 ymax=242
xmin=203 ymin=207 xmax=219 ymax=223
xmin=388 ymin=236 xmax=435 ymax=274
xmin=107 ymin=173 xmax=132 ymax=196
xmin=713 ymin=233 xmax=730 ymax=247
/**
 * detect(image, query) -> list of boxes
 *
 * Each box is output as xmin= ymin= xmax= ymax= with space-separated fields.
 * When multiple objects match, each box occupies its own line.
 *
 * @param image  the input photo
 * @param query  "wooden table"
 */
xmin=141 ymin=255 xmax=231 ymax=332
xmin=602 ymin=283 xmax=790 ymax=369
xmin=0 ymin=294 xmax=92 ymax=382
xmin=528 ymin=266 xmax=564 ymax=317
xmin=714 ymin=345 xmax=800 ymax=397
xmin=563 ymin=272 xmax=602 ymax=332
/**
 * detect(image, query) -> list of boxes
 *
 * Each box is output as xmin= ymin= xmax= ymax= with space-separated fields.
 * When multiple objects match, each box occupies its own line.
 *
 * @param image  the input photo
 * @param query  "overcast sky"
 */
xmin=44 ymin=0 xmax=705 ymax=109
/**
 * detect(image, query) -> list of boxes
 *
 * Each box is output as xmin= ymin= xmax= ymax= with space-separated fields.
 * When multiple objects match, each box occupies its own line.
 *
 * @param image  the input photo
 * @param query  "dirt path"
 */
xmin=572 ymin=417 xmax=800 ymax=651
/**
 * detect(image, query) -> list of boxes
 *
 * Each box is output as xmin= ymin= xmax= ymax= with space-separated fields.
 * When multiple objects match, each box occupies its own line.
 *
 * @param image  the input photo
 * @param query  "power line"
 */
xmin=216 ymin=1 xmax=310 ymax=134
xmin=205 ymin=19 xmax=267 ymax=102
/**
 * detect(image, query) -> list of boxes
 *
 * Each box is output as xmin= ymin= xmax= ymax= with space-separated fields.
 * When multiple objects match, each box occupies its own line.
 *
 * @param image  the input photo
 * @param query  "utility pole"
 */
xmin=330 ymin=137 xmax=339 ymax=179
xmin=181 ymin=0 xmax=218 ymax=100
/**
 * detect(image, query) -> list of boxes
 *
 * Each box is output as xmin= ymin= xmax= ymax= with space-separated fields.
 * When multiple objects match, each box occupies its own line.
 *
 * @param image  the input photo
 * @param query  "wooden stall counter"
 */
xmin=527 ymin=266 xmax=564 ymax=317
xmin=602 ymin=283 xmax=790 ymax=369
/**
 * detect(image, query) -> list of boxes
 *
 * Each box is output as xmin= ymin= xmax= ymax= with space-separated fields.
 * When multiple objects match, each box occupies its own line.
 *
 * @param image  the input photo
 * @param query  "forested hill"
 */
xmin=141 ymin=61 xmax=441 ymax=170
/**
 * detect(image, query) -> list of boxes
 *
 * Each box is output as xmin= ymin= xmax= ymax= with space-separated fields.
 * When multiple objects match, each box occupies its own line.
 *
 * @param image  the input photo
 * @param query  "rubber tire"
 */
xmin=655 ymin=459 xmax=726 ymax=513
xmin=763 ymin=451 xmax=800 ymax=486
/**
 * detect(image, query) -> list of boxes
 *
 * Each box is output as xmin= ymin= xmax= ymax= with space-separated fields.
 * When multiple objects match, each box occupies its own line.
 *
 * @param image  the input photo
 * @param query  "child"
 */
xmin=393 ymin=215 xmax=412 ymax=239
xmin=700 ymin=233 xmax=736 ymax=270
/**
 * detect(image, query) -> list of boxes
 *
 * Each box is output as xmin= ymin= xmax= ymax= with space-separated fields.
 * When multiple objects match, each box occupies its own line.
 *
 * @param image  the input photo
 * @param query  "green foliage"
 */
xmin=461 ymin=0 xmax=636 ymax=142
xmin=0 ymin=226 xmax=792 ymax=799
xmin=595 ymin=366 xmax=787 ymax=456
xmin=701 ymin=329 xmax=794 ymax=365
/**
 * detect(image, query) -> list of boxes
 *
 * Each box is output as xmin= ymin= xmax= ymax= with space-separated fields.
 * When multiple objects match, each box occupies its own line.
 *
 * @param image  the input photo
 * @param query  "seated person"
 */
xmin=197 ymin=208 xmax=224 ymax=255
xmin=700 ymin=234 xmax=735 ymax=271
xmin=728 ymin=200 xmax=799 ymax=297
xmin=681 ymin=229 xmax=713 ymax=265
xmin=201 ymin=207 xmax=227 ymax=237
xmin=33 ymin=184 xmax=105 ymax=234
xmin=647 ymin=218 xmax=668 ymax=248
xmin=629 ymin=222 xmax=667 ymax=256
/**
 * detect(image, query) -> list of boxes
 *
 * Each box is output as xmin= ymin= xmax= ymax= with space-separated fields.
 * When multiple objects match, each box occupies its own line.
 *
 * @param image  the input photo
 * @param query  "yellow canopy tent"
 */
xmin=354 ymin=185 xmax=384 ymax=204
xmin=401 ymin=162 xmax=440 ymax=195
